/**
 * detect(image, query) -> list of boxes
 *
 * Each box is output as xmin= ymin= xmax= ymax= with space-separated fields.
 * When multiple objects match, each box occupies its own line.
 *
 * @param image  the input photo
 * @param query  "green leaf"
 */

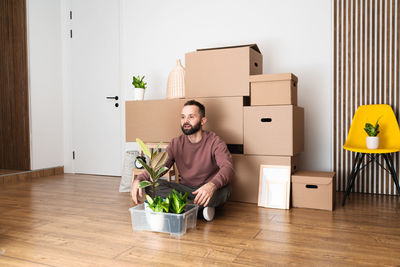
xmin=146 ymin=194 xmax=154 ymax=205
xmin=154 ymin=206 xmax=163 ymax=213
xmin=153 ymin=166 xmax=169 ymax=181
xmin=136 ymin=138 xmax=151 ymax=158
xmin=136 ymin=157 xmax=154 ymax=181
xmin=177 ymin=202 xmax=187 ymax=214
xmin=182 ymin=192 xmax=188 ymax=202
xmin=151 ymin=142 xmax=163 ymax=158
xmin=138 ymin=181 xmax=152 ymax=188
xmin=151 ymin=151 xmax=168 ymax=170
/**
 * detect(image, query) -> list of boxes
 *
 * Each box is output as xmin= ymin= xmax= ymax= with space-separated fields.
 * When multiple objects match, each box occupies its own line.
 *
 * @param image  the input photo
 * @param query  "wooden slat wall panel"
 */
xmin=0 ymin=0 xmax=30 ymax=170
xmin=334 ymin=0 xmax=399 ymax=195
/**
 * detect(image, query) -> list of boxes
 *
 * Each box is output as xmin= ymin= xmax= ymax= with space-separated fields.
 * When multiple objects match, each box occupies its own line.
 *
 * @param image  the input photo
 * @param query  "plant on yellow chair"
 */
xmin=364 ymin=117 xmax=381 ymax=149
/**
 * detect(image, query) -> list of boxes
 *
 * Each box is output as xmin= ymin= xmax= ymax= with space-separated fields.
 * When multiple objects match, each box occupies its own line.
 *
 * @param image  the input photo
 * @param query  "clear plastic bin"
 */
xmin=129 ymin=204 xmax=199 ymax=236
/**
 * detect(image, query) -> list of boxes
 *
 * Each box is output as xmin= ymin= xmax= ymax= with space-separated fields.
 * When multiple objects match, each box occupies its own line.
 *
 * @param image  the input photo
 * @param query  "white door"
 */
xmin=70 ymin=0 xmax=121 ymax=176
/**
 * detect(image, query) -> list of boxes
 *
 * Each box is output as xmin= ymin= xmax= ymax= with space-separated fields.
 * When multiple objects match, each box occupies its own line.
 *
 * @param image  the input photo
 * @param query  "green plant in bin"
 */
xmin=146 ymin=189 xmax=188 ymax=214
xmin=364 ymin=117 xmax=382 ymax=137
xmin=136 ymin=138 xmax=189 ymax=214
xmin=132 ymin=75 xmax=147 ymax=89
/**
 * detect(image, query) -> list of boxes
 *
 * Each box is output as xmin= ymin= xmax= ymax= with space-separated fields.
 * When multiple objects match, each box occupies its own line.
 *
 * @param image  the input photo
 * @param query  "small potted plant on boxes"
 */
xmin=132 ymin=75 xmax=147 ymax=100
xmin=364 ymin=117 xmax=381 ymax=149
xmin=129 ymin=138 xmax=199 ymax=236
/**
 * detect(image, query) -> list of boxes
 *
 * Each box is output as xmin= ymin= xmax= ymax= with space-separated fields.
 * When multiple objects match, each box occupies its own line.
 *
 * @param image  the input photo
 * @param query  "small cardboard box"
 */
xmin=193 ymin=96 xmax=245 ymax=144
xmin=125 ymin=99 xmax=185 ymax=142
xmin=250 ymin=73 xmax=298 ymax=106
xmin=291 ymin=171 xmax=336 ymax=211
xmin=230 ymin=154 xmax=298 ymax=204
xmin=244 ymin=105 xmax=304 ymax=156
xmin=185 ymin=44 xmax=263 ymax=98
xmin=258 ymin=165 xmax=291 ymax=209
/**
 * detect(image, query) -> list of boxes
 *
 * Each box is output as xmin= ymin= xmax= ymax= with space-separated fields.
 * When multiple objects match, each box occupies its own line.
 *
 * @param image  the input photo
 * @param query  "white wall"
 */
xmin=27 ymin=0 xmax=64 ymax=170
xmin=121 ymin=0 xmax=333 ymax=171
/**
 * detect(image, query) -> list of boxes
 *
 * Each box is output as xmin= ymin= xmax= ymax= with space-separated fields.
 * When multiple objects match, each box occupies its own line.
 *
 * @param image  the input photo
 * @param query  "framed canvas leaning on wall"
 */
xmin=258 ymin=165 xmax=291 ymax=209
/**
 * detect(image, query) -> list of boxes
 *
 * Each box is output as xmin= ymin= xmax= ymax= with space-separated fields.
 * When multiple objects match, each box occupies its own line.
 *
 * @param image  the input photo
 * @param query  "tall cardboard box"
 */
xmin=125 ymin=99 xmax=185 ymax=142
xmin=185 ymin=44 xmax=263 ymax=98
xmin=291 ymin=171 xmax=336 ymax=211
xmin=194 ymin=96 xmax=245 ymax=144
xmin=250 ymin=73 xmax=298 ymax=106
xmin=230 ymin=154 xmax=298 ymax=203
xmin=244 ymin=105 xmax=304 ymax=156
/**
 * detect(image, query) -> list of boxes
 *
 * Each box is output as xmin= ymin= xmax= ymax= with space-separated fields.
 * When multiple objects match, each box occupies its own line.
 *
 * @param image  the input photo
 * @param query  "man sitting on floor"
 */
xmin=131 ymin=100 xmax=234 ymax=221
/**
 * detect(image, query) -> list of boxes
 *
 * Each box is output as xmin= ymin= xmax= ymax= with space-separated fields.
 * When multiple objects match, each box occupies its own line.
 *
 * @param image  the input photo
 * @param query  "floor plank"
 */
xmin=0 ymin=174 xmax=400 ymax=266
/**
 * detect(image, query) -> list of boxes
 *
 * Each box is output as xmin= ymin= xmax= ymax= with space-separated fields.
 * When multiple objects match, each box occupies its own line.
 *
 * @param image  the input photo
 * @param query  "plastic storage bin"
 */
xmin=129 ymin=204 xmax=199 ymax=236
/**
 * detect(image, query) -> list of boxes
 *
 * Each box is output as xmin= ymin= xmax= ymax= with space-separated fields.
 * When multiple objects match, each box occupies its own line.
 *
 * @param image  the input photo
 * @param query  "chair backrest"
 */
xmin=344 ymin=104 xmax=400 ymax=149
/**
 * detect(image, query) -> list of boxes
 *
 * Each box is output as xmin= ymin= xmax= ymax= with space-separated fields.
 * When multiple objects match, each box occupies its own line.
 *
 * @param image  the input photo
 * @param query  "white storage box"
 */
xmin=258 ymin=165 xmax=291 ymax=209
xmin=129 ymin=204 xmax=199 ymax=236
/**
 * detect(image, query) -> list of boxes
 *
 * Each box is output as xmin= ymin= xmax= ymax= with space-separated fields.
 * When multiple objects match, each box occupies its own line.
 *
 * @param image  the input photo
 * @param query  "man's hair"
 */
xmin=184 ymin=100 xmax=205 ymax=118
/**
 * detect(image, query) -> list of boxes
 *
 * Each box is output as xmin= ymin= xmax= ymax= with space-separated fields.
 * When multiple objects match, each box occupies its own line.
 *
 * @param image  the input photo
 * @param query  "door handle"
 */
xmin=106 ymin=96 xmax=119 ymax=100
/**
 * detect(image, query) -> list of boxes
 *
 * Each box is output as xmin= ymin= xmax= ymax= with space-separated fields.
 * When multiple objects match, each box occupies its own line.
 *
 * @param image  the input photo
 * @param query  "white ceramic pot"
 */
xmin=125 ymin=89 xmax=136 ymax=101
xmin=144 ymin=202 xmax=165 ymax=232
xmin=366 ymin=136 xmax=379 ymax=149
xmin=134 ymin=88 xmax=145 ymax=101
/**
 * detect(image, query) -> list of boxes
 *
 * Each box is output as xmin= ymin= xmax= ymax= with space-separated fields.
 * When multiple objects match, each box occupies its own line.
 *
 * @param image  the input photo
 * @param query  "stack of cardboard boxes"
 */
xmin=126 ymin=44 xmax=333 ymax=210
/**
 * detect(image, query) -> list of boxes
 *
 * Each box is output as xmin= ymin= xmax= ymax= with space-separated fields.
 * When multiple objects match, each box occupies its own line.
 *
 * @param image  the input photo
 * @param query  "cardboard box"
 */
xmin=291 ymin=171 xmax=336 ymax=211
xmin=244 ymin=105 xmax=304 ymax=156
xmin=125 ymin=99 xmax=185 ymax=142
xmin=258 ymin=165 xmax=291 ymax=209
xmin=193 ymin=96 xmax=245 ymax=144
xmin=185 ymin=44 xmax=263 ymax=98
xmin=250 ymin=73 xmax=298 ymax=106
xmin=230 ymin=154 xmax=298 ymax=204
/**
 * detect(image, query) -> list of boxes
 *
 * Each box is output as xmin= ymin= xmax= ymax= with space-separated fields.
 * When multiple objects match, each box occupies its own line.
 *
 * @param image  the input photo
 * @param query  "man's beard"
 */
xmin=181 ymin=121 xmax=201 ymax=135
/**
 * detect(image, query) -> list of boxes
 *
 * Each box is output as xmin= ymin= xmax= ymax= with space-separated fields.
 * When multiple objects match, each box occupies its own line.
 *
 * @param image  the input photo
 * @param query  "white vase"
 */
xmin=144 ymin=203 xmax=165 ymax=232
xmin=125 ymin=89 xmax=136 ymax=101
xmin=134 ymin=88 xmax=145 ymax=101
xmin=366 ymin=136 xmax=379 ymax=149
xmin=166 ymin=59 xmax=185 ymax=99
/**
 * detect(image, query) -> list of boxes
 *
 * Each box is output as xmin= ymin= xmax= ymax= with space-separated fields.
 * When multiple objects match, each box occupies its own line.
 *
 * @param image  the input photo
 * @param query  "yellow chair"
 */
xmin=342 ymin=104 xmax=400 ymax=205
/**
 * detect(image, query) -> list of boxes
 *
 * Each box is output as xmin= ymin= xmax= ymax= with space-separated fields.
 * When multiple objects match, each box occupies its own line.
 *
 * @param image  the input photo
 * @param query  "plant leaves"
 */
xmin=146 ymin=194 xmax=154 ymax=205
xmin=136 ymin=138 xmax=151 ymax=158
xmin=151 ymin=151 xmax=168 ymax=170
xmin=138 ymin=181 xmax=152 ymax=188
xmin=136 ymin=157 xmax=154 ymax=181
xmin=153 ymin=166 xmax=169 ymax=181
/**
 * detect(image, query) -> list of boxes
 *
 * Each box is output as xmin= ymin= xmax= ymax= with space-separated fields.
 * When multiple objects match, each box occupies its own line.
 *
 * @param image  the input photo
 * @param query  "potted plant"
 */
xmin=364 ymin=117 xmax=381 ymax=149
xmin=132 ymin=75 xmax=147 ymax=100
xmin=129 ymin=138 xmax=199 ymax=236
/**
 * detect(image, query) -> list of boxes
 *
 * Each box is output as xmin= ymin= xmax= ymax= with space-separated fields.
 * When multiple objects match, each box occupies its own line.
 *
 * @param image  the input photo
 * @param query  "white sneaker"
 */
xmin=202 ymin=207 xmax=215 ymax=222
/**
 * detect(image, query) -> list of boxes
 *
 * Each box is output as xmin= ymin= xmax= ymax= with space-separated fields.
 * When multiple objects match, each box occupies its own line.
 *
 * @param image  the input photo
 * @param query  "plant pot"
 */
xmin=144 ymin=202 xmax=165 ymax=232
xmin=134 ymin=88 xmax=145 ymax=100
xmin=366 ymin=136 xmax=379 ymax=149
xmin=125 ymin=89 xmax=136 ymax=101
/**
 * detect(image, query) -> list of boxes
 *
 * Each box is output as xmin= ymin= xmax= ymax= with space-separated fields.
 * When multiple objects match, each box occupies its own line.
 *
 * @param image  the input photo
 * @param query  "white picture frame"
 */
xmin=258 ymin=164 xmax=291 ymax=209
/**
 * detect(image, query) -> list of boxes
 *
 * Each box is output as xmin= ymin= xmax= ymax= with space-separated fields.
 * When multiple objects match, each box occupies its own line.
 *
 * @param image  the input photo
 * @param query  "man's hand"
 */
xmin=131 ymin=179 xmax=143 ymax=205
xmin=193 ymin=182 xmax=217 ymax=207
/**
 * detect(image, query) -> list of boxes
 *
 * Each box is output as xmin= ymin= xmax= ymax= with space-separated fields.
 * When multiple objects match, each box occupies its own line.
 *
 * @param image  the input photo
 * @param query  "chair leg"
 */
xmin=383 ymin=154 xmax=400 ymax=196
xmin=342 ymin=153 xmax=365 ymax=206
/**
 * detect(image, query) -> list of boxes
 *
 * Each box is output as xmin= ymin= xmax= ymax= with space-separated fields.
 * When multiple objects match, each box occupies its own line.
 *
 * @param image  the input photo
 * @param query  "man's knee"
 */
xmin=209 ymin=183 xmax=231 ymax=208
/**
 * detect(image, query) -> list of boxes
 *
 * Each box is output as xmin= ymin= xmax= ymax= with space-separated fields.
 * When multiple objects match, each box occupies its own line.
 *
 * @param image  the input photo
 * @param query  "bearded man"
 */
xmin=131 ymin=100 xmax=233 ymax=221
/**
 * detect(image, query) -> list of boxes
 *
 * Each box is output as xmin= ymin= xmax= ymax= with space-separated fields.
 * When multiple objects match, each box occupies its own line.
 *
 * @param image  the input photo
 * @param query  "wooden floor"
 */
xmin=0 ymin=174 xmax=400 ymax=266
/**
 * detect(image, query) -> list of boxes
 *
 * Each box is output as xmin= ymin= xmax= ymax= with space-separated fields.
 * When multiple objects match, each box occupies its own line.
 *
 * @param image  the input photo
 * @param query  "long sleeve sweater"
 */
xmin=137 ymin=131 xmax=234 ymax=189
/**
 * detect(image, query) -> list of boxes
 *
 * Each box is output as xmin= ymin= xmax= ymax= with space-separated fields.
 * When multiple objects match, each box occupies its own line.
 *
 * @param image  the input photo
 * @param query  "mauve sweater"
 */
xmin=137 ymin=131 xmax=234 ymax=188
